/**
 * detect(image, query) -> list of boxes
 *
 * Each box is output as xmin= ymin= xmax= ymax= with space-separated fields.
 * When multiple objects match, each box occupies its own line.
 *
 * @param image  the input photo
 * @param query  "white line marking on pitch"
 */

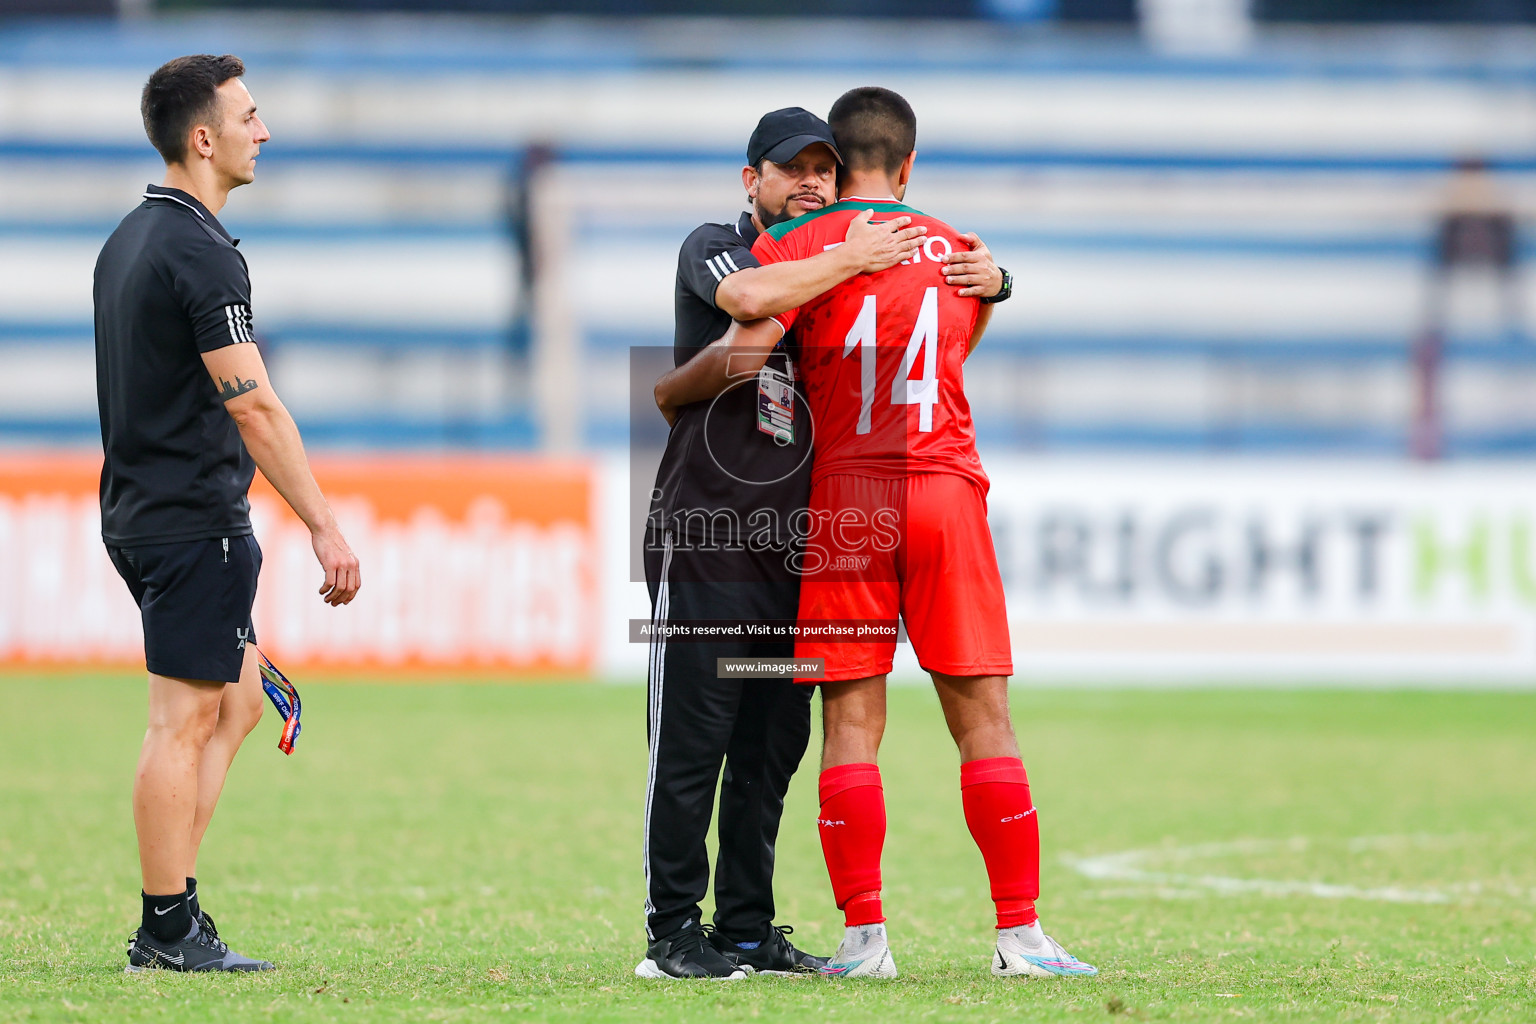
xmin=1064 ymin=835 xmax=1456 ymax=904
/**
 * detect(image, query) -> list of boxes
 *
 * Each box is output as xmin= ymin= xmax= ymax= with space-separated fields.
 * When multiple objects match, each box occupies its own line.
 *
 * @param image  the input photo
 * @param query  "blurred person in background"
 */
xmin=1413 ymin=157 xmax=1523 ymax=459
xmin=96 ymin=54 xmax=360 ymax=973
xmin=642 ymin=106 xmax=1003 ymax=980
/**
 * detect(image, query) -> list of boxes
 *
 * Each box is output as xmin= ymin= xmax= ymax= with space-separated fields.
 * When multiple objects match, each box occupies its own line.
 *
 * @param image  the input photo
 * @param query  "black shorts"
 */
xmin=107 ymin=535 xmax=261 ymax=683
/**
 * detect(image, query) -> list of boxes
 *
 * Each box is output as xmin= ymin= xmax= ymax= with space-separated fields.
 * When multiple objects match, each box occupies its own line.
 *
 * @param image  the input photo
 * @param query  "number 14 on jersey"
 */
xmin=842 ymin=285 xmax=940 ymax=434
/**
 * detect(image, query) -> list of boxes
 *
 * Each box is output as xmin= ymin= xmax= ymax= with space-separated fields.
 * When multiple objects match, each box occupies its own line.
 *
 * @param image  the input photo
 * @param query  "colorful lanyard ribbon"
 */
xmin=257 ymin=649 xmax=303 ymax=755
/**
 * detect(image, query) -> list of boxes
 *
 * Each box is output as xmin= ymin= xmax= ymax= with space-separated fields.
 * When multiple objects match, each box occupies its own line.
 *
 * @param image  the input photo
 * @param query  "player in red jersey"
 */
xmin=712 ymin=87 xmax=1097 ymax=981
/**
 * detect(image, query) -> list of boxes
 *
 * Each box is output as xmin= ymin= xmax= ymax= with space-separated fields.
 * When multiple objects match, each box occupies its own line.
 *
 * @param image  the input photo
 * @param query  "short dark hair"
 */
xmin=141 ymin=54 xmax=245 ymax=165
xmin=828 ymin=87 xmax=916 ymax=176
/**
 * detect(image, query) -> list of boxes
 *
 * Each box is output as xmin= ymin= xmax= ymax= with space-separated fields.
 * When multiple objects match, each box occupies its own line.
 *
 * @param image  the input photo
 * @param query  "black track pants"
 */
xmin=642 ymin=531 xmax=812 ymax=942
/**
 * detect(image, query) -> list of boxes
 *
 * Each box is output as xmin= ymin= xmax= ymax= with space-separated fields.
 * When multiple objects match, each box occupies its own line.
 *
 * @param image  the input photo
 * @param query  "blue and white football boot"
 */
xmin=992 ymin=925 xmax=1098 ymax=978
xmin=819 ymin=923 xmax=898 ymax=979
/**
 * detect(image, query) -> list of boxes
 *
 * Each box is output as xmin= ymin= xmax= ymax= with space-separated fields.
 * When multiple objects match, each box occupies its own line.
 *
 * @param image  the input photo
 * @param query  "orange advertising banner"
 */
xmin=0 ymin=454 xmax=598 ymax=675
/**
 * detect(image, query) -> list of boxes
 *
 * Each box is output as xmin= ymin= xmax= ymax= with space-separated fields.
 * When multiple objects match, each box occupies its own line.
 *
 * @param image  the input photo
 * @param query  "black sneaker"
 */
xmin=634 ymin=920 xmax=748 ymax=979
xmin=125 ymin=923 xmax=274 ymax=973
xmin=710 ymin=924 xmax=829 ymax=976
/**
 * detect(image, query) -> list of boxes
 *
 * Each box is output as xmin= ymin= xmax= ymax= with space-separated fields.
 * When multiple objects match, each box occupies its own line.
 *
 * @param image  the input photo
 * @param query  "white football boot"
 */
xmin=819 ymin=923 xmax=898 ymax=979
xmin=992 ymin=923 xmax=1098 ymax=978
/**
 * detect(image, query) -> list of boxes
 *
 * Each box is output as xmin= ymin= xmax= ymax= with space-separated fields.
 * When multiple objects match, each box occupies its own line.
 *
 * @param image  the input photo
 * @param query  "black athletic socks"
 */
xmin=186 ymin=877 xmax=199 ymax=922
xmin=141 ymin=890 xmax=193 ymax=944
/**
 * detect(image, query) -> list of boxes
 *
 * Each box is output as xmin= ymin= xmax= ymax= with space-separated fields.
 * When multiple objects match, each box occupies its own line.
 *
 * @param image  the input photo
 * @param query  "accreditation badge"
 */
xmin=756 ymin=355 xmax=796 ymax=445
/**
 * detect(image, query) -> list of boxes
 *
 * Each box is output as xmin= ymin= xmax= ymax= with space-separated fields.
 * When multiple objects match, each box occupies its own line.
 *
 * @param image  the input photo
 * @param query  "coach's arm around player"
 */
xmin=653 ymin=209 xmax=924 ymax=424
xmin=714 ymin=207 xmax=924 ymax=320
xmin=655 ymin=231 xmax=1005 ymax=422
xmin=203 ymin=343 xmax=360 ymax=605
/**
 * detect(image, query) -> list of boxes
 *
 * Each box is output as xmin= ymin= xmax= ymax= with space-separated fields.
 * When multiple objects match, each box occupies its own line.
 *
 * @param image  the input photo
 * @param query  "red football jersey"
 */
xmin=751 ymin=196 xmax=988 ymax=491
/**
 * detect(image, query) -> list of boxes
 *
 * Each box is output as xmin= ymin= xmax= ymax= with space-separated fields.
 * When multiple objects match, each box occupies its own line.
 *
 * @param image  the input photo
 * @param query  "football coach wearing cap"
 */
xmin=638 ymin=107 xmax=961 ymax=980
xmin=95 ymin=54 xmax=359 ymax=972
xmin=637 ymin=107 xmax=923 ymax=980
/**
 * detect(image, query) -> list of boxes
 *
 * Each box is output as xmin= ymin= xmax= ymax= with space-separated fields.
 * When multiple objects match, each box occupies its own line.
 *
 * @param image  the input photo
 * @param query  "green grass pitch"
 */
xmin=2 ymin=675 xmax=1533 ymax=1022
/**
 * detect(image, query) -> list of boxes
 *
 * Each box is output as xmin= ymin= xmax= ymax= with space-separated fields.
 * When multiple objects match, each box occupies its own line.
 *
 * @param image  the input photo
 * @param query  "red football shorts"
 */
xmin=794 ymin=472 xmax=1013 ymax=682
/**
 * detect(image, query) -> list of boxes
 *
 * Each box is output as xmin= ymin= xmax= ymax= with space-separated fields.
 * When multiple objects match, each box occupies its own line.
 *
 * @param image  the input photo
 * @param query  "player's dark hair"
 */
xmin=828 ymin=87 xmax=917 ymax=176
xmin=141 ymin=54 xmax=245 ymax=165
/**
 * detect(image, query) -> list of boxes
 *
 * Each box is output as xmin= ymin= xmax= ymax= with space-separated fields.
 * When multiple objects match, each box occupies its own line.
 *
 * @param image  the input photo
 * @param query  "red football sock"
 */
xmin=960 ymin=756 xmax=1041 ymax=929
xmin=818 ymin=763 xmax=886 ymax=926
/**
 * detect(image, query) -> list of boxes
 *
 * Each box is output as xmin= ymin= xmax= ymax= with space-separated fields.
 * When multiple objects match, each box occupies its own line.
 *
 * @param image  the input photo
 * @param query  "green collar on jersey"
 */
xmin=763 ymin=197 xmax=925 ymax=241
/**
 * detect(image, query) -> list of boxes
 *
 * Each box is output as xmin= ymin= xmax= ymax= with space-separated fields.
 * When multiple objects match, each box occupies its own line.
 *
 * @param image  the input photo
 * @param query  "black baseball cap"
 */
xmin=747 ymin=107 xmax=842 ymax=167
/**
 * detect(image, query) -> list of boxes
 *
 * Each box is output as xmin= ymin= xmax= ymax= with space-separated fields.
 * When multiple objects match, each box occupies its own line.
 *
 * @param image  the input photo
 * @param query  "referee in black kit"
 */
xmin=95 ymin=55 xmax=359 ymax=972
xmin=636 ymin=108 xmax=932 ymax=980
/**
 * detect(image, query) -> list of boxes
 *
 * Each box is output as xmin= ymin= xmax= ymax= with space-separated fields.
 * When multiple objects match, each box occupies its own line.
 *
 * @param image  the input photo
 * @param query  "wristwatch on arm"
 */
xmin=980 ymin=267 xmax=1013 ymax=305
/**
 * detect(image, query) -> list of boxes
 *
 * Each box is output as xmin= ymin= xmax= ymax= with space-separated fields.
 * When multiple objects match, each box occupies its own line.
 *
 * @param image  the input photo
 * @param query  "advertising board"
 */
xmin=0 ymin=455 xmax=597 ymax=674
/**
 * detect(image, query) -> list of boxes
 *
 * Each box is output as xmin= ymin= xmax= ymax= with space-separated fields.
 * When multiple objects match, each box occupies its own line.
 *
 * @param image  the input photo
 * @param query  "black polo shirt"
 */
xmin=650 ymin=211 xmax=813 ymax=549
xmin=94 ymin=185 xmax=258 ymax=547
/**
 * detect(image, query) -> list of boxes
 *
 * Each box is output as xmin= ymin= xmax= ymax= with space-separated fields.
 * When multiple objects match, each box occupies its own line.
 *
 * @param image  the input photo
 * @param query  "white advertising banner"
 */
xmin=984 ymin=458 xmax=1536 ymax=683
xmin=600 ymin=456 xmax=1536 ymax=685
